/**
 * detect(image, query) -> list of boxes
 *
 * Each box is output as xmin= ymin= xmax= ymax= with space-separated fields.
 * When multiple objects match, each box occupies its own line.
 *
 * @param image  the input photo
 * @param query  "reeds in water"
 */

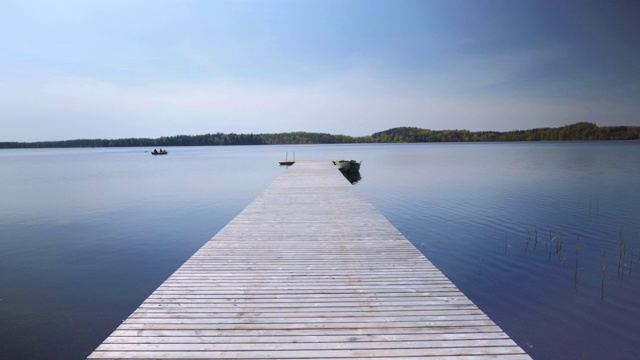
xmin=504 ymin=234 xmax=509 ymax=255
xmin=574 ymin=236 xmax=580 ymax=289
xmin=601 ymin=249 xmax=607 ymax=300
xmin=588 ymin=196 xmax=599 ymax=218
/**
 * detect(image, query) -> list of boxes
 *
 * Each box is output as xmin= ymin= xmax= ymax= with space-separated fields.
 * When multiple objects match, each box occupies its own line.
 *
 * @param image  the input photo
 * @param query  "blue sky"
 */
xmin=1 ymin=0 xmax=639 ymax=141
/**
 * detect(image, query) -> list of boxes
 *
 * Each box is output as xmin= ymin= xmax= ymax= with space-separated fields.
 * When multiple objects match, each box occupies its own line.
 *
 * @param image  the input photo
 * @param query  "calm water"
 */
xmin=1 ymin=143 xmax=639 ymax=359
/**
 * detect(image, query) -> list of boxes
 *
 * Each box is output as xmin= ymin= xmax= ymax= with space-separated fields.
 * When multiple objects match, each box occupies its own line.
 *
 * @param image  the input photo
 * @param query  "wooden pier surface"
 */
xmin=89 ymin=160 xmax=531 ymax=359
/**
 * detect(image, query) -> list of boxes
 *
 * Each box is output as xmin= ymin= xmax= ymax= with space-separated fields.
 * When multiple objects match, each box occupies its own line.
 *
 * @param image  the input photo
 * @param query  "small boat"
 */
xmin=279 ymin=152 xmax=295 ymax=166
xmin=151 ymin=149 xmax=168 ymax=155
xmin=333 ymin=160 xmax=350 ymax=172
xmin=347 ymin=160 xmax=361 ymax=173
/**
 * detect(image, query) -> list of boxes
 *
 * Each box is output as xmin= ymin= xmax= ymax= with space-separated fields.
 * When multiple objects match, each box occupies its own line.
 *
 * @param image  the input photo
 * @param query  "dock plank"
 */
xmin=88 ymin=160 xmax=530 ymax=359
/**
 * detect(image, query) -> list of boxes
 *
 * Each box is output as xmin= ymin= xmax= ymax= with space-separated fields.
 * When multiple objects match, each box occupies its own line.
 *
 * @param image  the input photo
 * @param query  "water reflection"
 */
xmin=352 ymin=142 xmax=640 ymax=360
xmin=343 ymin=171 xmax=362 ymax=184
xmin=2 ymin=143 xmax=640 ymax=360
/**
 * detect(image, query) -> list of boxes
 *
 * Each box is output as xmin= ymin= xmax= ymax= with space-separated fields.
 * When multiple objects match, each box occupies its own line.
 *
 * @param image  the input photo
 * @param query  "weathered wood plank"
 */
xmin=108 ymin=326 xmax=508 ymax=337
xmin=131 ymin=309 xmax=485 ymax=317
xmin=114 ymin=320 xmax=500 ymax=331
xmin=104 ymin=332 xmax=511 ymax=343
xmin=95 ymin=339 xmax=521 ymax=351
xmin=89 ymin=347 xmax=527 ymax=359
xmin=88 ymin=160 xmax=531 ymax=359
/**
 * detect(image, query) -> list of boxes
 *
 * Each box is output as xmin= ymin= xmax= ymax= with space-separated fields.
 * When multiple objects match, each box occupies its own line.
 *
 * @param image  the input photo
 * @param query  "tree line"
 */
xmin=1 ymin=122 xmax=639 ymax=149
xmin=369 ymin=122 xmax=640 ymax=142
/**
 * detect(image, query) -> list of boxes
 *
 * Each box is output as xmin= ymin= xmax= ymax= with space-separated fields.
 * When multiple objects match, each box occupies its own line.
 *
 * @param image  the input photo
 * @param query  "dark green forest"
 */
xmin=2 ymin=122 xmax=639 ymax=149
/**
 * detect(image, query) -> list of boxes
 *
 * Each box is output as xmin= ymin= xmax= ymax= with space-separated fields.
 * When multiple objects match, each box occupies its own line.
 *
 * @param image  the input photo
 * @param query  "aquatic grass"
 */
xmin=523 ymin=224 xmax=539 ymax=253
xmin=602 ymin=262 xmax=606 ymax=300
xmin=588 ymin=196 xmax=600 ymax=217
xmin=574 ymin=236 xmax=580 ymax=289
xmin=546 ymin=231 xmax=550 ymax=251
xmin=474 ymin=218 xmax=637 ymax=301
xmin=555 ymin=231 xmax=564 ymax=256
xmin=504 ymin=234 xmax=509 ymax=255
xmin=545 ymin=231 xmax=551 ymax=258
xmin=618 ymin=231 xmax=627 ymax=280
xmin=545 ymin=230 xmax=564 ymax=261
xmin=601 ymin=249 xmax=607 ymax=300
xmin=636 ymin=243 xmax=640 ymax=268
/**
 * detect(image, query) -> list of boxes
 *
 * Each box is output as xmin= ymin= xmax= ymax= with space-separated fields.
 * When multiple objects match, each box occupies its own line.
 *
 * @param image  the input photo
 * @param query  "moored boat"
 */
xmin=333 ymin=160 xmax=351 ymax=172
xmin=279 ymin=152 xmax=295 ymax=166
xmin=348 ymin=160 xmax=361 ymax=173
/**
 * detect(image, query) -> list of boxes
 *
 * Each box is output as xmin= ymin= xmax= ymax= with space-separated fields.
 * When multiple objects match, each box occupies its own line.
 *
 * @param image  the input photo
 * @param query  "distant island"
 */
xmin=2 ymin=122 xmax=639 ymax=149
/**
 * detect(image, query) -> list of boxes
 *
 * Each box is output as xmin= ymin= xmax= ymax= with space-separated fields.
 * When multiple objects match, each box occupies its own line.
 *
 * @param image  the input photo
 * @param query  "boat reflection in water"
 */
xmin=332 ymin=159 xmax=362 ymax=184
xmin=343 ymin=171 xmax=362 ymax=185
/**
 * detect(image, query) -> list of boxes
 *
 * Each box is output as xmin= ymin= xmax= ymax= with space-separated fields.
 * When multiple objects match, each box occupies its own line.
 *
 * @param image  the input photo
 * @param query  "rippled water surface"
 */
xmin=1 ymin=143 xmax=639 ymax=359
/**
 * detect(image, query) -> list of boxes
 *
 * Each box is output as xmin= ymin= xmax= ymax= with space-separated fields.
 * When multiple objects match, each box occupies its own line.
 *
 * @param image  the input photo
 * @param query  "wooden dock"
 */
xmin=88 ymin=160 xmax=531 ymax=359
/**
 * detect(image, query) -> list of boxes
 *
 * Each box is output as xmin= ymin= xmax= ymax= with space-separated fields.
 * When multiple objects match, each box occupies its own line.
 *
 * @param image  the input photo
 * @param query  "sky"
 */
xmin=1 ymin=0 xmax=639 ymax=141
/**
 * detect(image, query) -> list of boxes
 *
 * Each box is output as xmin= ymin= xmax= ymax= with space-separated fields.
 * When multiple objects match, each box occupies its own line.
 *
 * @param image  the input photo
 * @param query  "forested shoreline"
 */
xmin=2 ymin=122 xmax=639 ymax=149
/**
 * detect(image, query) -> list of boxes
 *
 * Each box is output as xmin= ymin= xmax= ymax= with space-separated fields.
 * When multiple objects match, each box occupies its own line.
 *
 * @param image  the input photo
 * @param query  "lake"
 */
xmin=1 ymin=142 xmax=639 ymax=359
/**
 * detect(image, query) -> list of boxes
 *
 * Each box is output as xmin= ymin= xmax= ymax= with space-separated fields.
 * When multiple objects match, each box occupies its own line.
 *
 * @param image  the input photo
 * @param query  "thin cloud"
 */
xmin=1 ymin=1 xmax=639 ymax=141
xmin=2 ymin=70 xmax=634 ymax=142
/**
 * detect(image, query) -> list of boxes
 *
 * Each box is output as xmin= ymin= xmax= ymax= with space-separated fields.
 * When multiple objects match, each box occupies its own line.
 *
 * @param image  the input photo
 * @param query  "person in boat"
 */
xmin=153 ymin=148 xmax=158 ymax=154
